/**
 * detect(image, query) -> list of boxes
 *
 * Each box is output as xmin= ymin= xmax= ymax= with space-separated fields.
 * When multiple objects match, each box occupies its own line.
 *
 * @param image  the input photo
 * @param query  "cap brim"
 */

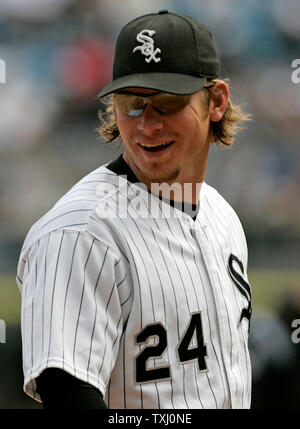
xmin=98 ymin=73 xmax=207 ymax=98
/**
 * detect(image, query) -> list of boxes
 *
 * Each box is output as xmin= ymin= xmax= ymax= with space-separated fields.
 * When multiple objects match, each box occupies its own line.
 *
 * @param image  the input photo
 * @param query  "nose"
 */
xmin=137 ymin=104 xmax=164 ymax=135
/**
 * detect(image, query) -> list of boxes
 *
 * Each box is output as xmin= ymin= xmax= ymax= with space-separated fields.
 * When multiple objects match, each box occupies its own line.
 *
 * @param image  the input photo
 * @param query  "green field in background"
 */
xmin=1 ymin=275 xmax=22 ymax=325
xmin=0 ymin=270 xmax=299 ymax=324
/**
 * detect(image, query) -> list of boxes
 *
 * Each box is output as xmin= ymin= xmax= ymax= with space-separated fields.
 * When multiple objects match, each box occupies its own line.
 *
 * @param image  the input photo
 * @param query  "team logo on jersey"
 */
xmin=227 ymin=253 xmax=252 ymax=331
xmin=133 ymin=29 xmax=161 ymax=63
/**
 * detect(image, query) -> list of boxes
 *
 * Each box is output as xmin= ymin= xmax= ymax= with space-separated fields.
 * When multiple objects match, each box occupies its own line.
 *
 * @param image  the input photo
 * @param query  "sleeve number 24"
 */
xmin=135 ymin=312 xmax=207 ymax=383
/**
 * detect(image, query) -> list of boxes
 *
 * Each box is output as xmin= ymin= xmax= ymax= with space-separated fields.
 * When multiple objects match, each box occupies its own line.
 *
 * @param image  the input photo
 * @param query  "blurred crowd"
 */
xmin=0 ymin=0 xmax=300 ymax=271
xmin=249 ymin=287 xmax=300 ymax=408
xmin=0 ymin=0 xmax=300 ymax=408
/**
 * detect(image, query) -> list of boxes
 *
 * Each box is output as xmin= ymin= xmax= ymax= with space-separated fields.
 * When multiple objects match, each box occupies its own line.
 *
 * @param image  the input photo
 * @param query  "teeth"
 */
xmin=140 ymin=142 xmax=171 ymax=148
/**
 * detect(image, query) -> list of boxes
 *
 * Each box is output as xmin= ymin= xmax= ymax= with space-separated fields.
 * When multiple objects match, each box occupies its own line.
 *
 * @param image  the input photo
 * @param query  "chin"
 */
xmin=142 ymin=165 xmax=180 ymax=186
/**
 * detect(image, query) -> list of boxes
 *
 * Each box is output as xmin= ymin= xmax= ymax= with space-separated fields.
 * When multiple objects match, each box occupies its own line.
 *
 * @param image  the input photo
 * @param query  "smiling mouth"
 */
xmin=138 ymin=141 xmax=175 ymax=152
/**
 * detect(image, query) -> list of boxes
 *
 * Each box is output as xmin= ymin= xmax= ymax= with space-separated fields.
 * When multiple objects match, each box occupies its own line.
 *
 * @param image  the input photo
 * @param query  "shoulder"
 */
xmin=201 ymin=182 xmax=249 ymax=263
xmin=17 ymin=164 xmax=131 ymax=289
xmin=19 ymin=163 xmax=123 ymax=256
xmin=201 ymin=182 xmax=243 ymax=225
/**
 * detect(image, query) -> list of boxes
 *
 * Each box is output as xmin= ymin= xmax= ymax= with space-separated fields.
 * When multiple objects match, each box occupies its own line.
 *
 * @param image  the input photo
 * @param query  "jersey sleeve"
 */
xmin=17 ymin=229 xmax=131 ymax=403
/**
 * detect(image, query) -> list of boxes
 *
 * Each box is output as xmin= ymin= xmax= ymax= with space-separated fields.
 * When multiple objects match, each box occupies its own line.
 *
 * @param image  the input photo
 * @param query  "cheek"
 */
xmin=116 ymin=111 xmax=135 ymax=139
xmin=186 ymin=95 xmax=210 ymax=130
xmin=115 ymin=109 xmax=125 ymax=127
xmin=179 ymin=109 xmax=210 ymax=142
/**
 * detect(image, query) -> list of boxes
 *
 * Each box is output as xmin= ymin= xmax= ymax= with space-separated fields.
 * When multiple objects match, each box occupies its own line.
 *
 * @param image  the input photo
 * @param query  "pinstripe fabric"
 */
xmin=17 ymin=162 xmax=251 ymax=409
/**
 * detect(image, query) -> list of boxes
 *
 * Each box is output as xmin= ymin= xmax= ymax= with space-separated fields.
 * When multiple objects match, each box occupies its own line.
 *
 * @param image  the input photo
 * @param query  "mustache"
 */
xmin=134 ymin=132 xmax=177 ymax=142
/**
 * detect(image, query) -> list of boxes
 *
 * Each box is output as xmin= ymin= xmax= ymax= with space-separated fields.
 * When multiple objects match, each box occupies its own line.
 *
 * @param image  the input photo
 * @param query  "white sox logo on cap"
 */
xmin=133 ymin=29 xmax=161 ymax=63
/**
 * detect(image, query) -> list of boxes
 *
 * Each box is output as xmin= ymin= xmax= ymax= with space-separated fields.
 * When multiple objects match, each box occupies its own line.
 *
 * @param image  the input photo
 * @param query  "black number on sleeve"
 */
xmin=135 ymin=323 xmax=171 ymax=383
xmin=177 ymin=312 xmax=207 ymax=371
xmin=228 ymin=253 xmax=252 ymax=330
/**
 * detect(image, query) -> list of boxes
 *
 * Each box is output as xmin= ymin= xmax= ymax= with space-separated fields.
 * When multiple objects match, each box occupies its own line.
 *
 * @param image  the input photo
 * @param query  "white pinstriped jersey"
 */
xmin=17 ymin=158 xmax=252 ymax=409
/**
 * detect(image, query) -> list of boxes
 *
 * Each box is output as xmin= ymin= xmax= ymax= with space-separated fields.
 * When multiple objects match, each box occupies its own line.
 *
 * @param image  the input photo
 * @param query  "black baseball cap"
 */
xmin=98 ymin=10 xmax=220 ymax=98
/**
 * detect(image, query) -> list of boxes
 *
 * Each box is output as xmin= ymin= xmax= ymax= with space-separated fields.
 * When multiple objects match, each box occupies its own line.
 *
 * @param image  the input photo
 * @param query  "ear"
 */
xmin=209 ymin=81 xmax=229 ymax=122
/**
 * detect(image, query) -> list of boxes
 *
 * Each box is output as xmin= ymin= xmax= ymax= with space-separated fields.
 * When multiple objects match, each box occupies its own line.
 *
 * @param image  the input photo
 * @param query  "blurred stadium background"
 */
xmin=0 ymin=0 xmax=300 ymax=409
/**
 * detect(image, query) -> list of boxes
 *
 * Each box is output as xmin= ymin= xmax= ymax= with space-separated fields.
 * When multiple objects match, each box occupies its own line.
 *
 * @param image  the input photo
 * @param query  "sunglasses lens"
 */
xmin=154 ymin=94 xmax=191 ymax=114
xmin=115 ymin=94 xmax=144 ymax=115
xmin=127 ymin=108 xmax=145 ymax=117
xmin=114 ymin=93 xmax=191 ymax=117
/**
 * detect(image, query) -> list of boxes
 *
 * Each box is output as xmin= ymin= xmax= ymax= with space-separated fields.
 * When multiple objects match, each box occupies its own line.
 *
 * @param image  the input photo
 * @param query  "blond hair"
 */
xmin=97 ymin=79 xmax=251 ymax=148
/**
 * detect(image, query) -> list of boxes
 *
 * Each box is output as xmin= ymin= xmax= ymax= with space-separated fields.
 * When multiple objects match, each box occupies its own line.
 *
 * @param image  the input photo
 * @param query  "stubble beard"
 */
xmin=135 ymin=161 xmax=181 ymax=189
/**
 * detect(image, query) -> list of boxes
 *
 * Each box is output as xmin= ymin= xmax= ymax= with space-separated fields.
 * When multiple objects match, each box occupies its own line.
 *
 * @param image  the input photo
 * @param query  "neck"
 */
xmin=123 ymin=153 xmax=207 ymax=205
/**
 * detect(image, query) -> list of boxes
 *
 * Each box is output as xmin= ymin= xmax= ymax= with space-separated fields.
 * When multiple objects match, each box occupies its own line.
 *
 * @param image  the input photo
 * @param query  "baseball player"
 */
xmin=17 ymin=10 xmax=252 ymax=409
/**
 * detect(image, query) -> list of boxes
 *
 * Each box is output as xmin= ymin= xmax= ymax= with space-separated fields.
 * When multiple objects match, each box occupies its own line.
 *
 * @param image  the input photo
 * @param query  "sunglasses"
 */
xmin=114 ymin=91 xmax=192 ymax=117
